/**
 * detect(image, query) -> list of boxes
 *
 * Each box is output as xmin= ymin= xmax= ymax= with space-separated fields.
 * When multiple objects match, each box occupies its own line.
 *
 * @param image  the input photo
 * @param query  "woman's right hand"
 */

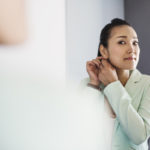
xmin=86 ymin=57 xmax=102 ymax=86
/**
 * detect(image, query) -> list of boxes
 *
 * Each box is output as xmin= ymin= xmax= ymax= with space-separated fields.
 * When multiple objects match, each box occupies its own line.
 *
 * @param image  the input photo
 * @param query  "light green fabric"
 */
xmin=81 ymin=69 xmax=150 ymax=150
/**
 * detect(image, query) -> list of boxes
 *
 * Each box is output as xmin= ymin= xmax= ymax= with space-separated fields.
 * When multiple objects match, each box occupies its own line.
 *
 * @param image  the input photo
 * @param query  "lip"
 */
xmin=124 ymin=57 xmax=136 ymax=60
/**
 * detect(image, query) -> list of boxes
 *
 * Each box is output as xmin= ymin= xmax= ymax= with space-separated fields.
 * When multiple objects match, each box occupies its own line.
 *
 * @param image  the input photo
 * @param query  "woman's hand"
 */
xmin=98 ymin=59 xmax=118 ymax=86
xmin=86 ymin=57 xmax=102 ymax=86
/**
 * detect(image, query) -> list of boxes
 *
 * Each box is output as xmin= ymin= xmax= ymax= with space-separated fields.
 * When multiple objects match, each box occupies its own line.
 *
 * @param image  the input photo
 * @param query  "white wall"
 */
xmin=66 ymin=0 xmax=124 ymax=86
xmin=0 ymin=1 xmax=125 ymax=149
xmin=0 ymin=0 xmax=124 ymax=86
xmin=0 ymin=0 xmax=66 ymax=84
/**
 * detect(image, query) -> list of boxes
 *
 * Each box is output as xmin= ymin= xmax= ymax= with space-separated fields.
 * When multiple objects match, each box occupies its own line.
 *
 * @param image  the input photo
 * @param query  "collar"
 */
xmin=125 ymin=69 xmax=142 ymax=89
xmin=99 ymin=69 xmax=142 ymax=91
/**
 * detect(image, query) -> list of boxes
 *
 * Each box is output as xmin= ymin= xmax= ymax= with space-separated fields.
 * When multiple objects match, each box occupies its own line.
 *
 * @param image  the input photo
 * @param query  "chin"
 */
xmin=122 ymin=66 xmax=136 ymax=70
xmin=112 ymin=61 xmax=138 ymax=70
xmin=116 ymin=65 xmax=137 ymax=70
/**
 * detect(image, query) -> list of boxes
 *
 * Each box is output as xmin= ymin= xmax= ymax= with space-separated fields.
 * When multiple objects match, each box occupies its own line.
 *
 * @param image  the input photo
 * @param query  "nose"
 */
xmin=127 ymin=43 xmax=135 ymax=54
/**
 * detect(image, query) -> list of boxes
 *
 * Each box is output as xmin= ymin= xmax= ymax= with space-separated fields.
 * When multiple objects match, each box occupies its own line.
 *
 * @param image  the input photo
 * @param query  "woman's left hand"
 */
xmin=98 ymin=59 xmax=118 ymax=86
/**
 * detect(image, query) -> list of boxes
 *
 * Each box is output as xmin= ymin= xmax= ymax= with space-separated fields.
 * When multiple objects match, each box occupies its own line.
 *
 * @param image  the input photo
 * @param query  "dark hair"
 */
xmin=97 ymin=18 xmax=131 ymax=56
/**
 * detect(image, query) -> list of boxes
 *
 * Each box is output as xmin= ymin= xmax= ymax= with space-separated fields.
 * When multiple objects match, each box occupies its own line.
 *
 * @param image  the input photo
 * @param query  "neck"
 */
xmin=116 ymin=69 xmax=130 ymax=86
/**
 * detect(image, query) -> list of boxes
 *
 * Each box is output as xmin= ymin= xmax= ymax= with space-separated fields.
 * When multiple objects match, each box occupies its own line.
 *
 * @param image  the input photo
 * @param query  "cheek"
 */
xmin=137 ymin=48 xmax=140 ymax=56
xmin=135 ymin=47 xmax=140 ymax=57
xmin=109 ymin=56 xmax=121 ymax=66
xmin=108 ymin=49 xmax=125 ymax=67
xmin=136 ymin=49 xmax=140 ymax=61
xmin=108 ymin=49 xmax=122 ymax=62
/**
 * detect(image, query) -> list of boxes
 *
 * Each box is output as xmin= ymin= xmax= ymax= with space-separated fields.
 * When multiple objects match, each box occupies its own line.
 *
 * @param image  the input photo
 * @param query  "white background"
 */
xmin=0 ymin=0 xmax=124 ymax=149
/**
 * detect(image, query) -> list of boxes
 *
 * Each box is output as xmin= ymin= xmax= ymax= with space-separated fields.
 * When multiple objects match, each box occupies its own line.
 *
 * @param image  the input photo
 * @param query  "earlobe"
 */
xmin=99 ymin=45 xmax=109 ymax=59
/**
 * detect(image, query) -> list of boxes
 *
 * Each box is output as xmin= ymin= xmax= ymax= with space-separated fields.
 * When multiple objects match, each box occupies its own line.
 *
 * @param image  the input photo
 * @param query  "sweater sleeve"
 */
xmin=104 ymin=80 xmax=150 ymax=145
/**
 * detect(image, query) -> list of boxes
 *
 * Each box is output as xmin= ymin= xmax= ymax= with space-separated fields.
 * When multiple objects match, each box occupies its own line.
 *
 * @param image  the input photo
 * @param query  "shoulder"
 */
xmin=140 ymin=73 xmax=150 ymax=85
xmin=140 ymin=75 xmax=150 ymax=95
xmin=141 ymin=74 xmax=150 ymax=81
xmin=132 ymin=69 xmax=150 ymax=85
xmin=135 ymin=70 xmax=150 ymax=93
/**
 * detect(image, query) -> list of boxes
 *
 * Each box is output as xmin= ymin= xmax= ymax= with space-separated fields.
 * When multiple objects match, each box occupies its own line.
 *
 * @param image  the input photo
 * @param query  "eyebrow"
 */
xmin=116 ymin=36 xmax=138 ymax=39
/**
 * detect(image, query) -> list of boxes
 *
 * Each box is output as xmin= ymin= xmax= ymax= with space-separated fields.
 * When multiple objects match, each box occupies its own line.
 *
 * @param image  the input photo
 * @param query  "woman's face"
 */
xmin=106 ymin=25 xmax=140 ymax=70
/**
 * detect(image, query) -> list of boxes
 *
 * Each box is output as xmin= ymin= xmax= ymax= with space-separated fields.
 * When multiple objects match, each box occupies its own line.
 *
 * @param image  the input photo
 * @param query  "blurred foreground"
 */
xmin=0 ymin=74 xmax=112 ymax=150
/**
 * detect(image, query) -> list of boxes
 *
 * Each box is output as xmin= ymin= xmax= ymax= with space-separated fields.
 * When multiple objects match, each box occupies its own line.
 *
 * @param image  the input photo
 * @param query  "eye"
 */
xmin=118 ymin=41 xmax=126 ymax=45
xmin=133 ymin=41 xmax=139 ymax=46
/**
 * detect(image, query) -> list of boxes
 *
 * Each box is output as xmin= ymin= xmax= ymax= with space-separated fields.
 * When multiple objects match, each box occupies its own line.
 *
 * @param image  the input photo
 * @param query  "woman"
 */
xmin=81 ymin=18 xmax=150 ymax=150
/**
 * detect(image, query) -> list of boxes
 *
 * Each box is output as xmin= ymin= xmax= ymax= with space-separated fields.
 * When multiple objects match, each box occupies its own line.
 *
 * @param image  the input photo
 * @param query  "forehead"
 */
xmin=109 ymin=25 xmax=138 ymax=39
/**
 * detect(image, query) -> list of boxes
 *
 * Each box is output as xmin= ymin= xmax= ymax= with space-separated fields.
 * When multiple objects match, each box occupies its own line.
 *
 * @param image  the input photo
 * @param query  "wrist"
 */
xmin=89 ymin=80 xmax=100 ymax=86
xmin=87 ymin=83 xmax=100 ymax=90
xmin=105 ymin=79 xmax=118 ymax=86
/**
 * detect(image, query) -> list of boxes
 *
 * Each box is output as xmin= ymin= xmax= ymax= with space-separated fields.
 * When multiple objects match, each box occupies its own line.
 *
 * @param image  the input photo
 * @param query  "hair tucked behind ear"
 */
xmin=97 ymin=18 xmax=131 ymax=56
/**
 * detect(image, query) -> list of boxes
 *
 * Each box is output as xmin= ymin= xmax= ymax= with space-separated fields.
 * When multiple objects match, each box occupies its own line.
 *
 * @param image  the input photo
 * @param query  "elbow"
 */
xmin=127 ymin=122 xmax=148 ymax=145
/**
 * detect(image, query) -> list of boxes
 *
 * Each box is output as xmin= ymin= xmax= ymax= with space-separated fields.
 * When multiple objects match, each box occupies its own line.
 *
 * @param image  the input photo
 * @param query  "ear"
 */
xmin=99 ymin=45 xmax=109 ymax=59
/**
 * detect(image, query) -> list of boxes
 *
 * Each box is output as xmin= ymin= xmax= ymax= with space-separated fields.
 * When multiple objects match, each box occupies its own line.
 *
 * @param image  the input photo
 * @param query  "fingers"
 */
xmin=86 ymin=61 xmax=95 ymax=66
xmin=86 ymin=57 xmax=108 ymax=70
xmin=99 ymin=59 xmax=109 ymax=72
xmin=92 ymin=59 xmax=101 ymax=68
xmin=99 ymin=63 xmax=104 ymax=70
xmin=87 ymin=58 xmax=101 ymax=68
xmin=86 ymin=61 xmax=97 ymax=73
xmin=96 ymin=56 xmax=105 ymax=62
xmin=101 ymin=59 xmax=110 ymax=67
xmin=92 ymin=56 xmax=107 ymax=66
xmin=100 ymin=59 xmax=116 ymax=71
